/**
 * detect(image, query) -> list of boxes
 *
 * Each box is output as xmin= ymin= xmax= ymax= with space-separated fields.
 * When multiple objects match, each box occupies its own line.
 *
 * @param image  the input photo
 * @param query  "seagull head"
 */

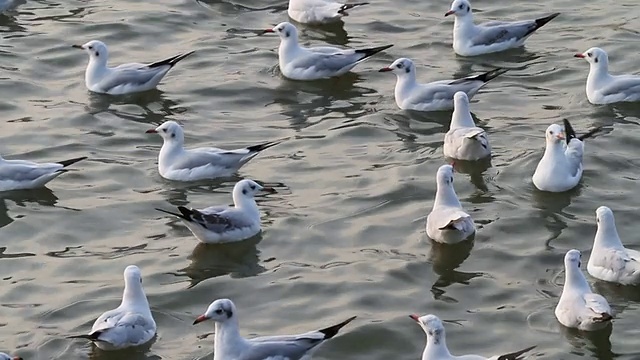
xmin=72 ymin=40 xmax=108 ymax=63
xmin=445 ymin=0 xmax=472 ymax=18
xmin=124 ymin=265 xmax=143 ymax=285
xmin=379 ymin=58 xmax=415 ymax=77
xmin=436 ymin=164 xmax=455 ymax=188
xmin=409 ymin=314 xmax=446 ymax=345
xmin=595 ymin=206 xmax=619 ymax=236
xmin=262 ymin=22 xmax=298 ymax=43
xmin=0 ymin=353 xmax=22 ymax=360
xmin=564 ymin=249 xmax=582 ymax=270
xmin=233 ymin=179 xmax=276 ymax=199
xmin=193 ymin=298 xmax=237 ymax=325
xmin=146 ymin=121 xmax=185 ymax=145
xmin=574 ymin=47 xmax=609 ymax=69
xmin=544 ymin=123 xmax=565 ymax=145
xmin=453 ymin=91 xmax=469 ymax=109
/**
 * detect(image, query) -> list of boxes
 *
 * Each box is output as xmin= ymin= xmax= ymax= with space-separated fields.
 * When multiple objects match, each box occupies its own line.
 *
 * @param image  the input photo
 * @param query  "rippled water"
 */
xmin=1 ymin=0 xmax=640 ymax=359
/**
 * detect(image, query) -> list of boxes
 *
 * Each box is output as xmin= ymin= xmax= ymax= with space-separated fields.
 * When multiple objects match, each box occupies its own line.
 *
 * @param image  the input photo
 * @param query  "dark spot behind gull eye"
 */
xmin=96 ymin=51 xmax=100 ymax=57
xmin=242 ymin=189 xmax=247 ymax=195
xmin=285 ymin=31 xmax=290 ymax=37
xmin=594 ymin=57 xmax=599 ymax=63
xmin=171 ymin=133 xmax=175 ymax=138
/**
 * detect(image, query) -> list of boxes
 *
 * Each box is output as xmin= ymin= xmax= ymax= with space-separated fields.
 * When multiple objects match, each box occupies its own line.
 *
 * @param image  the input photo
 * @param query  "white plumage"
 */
xmin=443 ymin=92 xmax=491 ymax=161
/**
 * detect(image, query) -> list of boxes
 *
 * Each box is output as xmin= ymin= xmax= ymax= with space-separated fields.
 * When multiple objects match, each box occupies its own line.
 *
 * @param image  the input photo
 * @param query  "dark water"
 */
xmin=1 ymin=0 xmax=640 ymax=359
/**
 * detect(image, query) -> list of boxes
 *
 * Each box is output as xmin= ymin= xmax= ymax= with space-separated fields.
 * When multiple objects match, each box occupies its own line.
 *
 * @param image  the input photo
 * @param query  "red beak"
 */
xmin=261 ymin=29 xmax=275 ymax=34
xmin=13 ymin=357 xmax=23 ymax=360
xmin=145 ymin=129 xmax=157 ymax=133
xmin=378 ymin=67 xmax=392 ymax=72
xmin=574 ymin=53 xmax=585 ymax=58
xmin=444 ymin=10 xmax=455 ymax=16
xmin=409 ymin=314 xmax=420 ymax=322
xmin=193 ymin=314 xmax=209 ymax=325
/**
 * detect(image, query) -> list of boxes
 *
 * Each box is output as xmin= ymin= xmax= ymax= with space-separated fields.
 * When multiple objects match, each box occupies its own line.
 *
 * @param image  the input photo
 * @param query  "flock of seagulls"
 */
xmin=1 ymin=0 xmax=639 ymax=358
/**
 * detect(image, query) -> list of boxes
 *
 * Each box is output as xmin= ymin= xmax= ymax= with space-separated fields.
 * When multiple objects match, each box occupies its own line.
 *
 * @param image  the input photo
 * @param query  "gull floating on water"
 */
xmin=426 ymin=164 xmax=475 ymax=244
xmin=72 ymin=40 xmax=194 ymax=95
xmin=193 ymin=298 xmax=356 ymax=360
xmin=444 ymin=92 xmax=491 ymax=161
xmin=68 ymin=265 xmax=156 ymax=350
xmin=587 ymin=206 xmax=640 ymax=285
xmin=287 ymin=0 xmax=368 ymax=24
xmin=263 ymin=22 xmax=392 ymax=81
xmin=0 ymin=154 xmax=87 ymax=192
xmin=444 ymin=0 xmax=559 ymax=56
xmin=155 ymin=179 xmax=275 ymax=244
xmin=0 ymin=353 xmax=22 ymax=360
xmin=555 ymin=249 xmax=613 ymax=331
xmin=575 ymin=47 xmax=640 ymax=105
xmin=146 ymin=121 xmax=282 ymax=181
xmin=532 ymin=119 xmax=601 ymax=192
xmin=409 ymin=313 xmax=536 ymax=360
xmin=379 ymin=58 xmax=506 ymax=111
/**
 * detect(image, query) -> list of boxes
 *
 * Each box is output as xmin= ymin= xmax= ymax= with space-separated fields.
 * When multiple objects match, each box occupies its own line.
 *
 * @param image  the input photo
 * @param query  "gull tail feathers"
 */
xmin=67 ymin=331 xmax=107 ymax=343
xmin=355 ymin=44 xmax=393 ymax=62
xmin=57 ymin=156 xmax=88 ymax=168
xmin=318 ymin=316 xmax=356 ymax=340
xmin=148 ymin=51 xmax=195 ymax=69
xmin=338 ymin=2 xmax=369 ymax=14
xmin=155 ymin=207 xmax=193 ymax=222
xmin=245 ymin=138 xmax=286 ymax=153
xmin=438 ymin=217 xmax=467 ymax=231
xmin=496 ymin=345 xmax=537 ymax=360
xmin=532 ymin=13 xmax=560 ymax=32
xmin=594 ymin=312 xmax=613 ymax=323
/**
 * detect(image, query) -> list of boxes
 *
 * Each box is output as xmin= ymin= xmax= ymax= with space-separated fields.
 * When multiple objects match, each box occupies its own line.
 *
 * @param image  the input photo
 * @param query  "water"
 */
xmin=1 ymin=0 xmax=640 ymax=359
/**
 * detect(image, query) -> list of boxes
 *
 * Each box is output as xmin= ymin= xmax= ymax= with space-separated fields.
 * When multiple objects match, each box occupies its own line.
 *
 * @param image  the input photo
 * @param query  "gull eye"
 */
xmin=587 ymin=52 xmax=592 ymax=57
xmin=397 ymin=63 xmax=403 ymax=69
xmin=215 ymin=309 xmax=223 ymax=314
xmin=277 ymin=27 xmax=283 ymax=31
xmin=250 ymin=185 xmax=256 ymax=190
xmin=171 ymin=133 xmax=175 ymax=138
xmin=162 ymin=128 xmax=167 ymax=133
xmin=594 ymin=57 xmax=598 ymax=63
xmin=88 ymin=45 xmax=93 ymax=50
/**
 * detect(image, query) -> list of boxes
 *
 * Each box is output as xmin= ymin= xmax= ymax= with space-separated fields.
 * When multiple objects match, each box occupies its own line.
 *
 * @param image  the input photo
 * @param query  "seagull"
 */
xmin=532 ymin=119 xmax=601 ymax=192
xmin=155 ymin=179 xmax=275 ymax=244
xmin=146 ymin=121 xmax=283 ymax=181
xmin=193 ymin=298 xmax=356 ymax=360
xmin=379 ymin=58 xmax=507 ymax=111
xmin=444 ymin=92 xmax=491 ymax=161
xmin=68 ymin=265 xmax=156 ymax=350
xmin=287 ymin=0 xmax=368 ymax=24
xmin=72 ymin=40 xmax=194 ymax=95
xmin=0 ymin=353 xmax=22 ymax=360
xmin=0 ymin=154 xmax=87 ymax=192
xmin=263 ymin=22 xmax=392 ymax=81
xmin=587 ymin=206 xmax=640 ymax=285
xmin=555 ymin=249 xmax=613 ymax=331
xmin=426 ymin=164 xmax=475 ymax=244
xmin=444 ymin=0 xmax=559 ymax=56
xmin=0 ymin=0 xmax=19 ymax=11
xmin=409 ymin=313 xmax=536 ymax=360
xmin=575 ymin=47 xmax=640 ymax=105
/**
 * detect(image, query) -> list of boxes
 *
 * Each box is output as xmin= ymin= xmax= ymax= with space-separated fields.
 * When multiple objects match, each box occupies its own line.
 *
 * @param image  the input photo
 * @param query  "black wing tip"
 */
xmin=57 ymin=156 xmax=88 ymax=167
xmin=246 ymin=138 xmax=286 ymax=153
xmin=355 ymin=44 xmax=393 ymax=58
xmin=67 ymin=332 xmax=101 ymax=341
xmin=475 ymin=68 xmax=508 ymax=83
xmin=148 ymin=50 xmax=196 ymax=69
xmin=155 ymin=207 xmax=192 ymax=221
xmin=177 ymin=206 xmax=197 ymax=220
xmin=497 ymin=345 xmax=537 ymax=360
xmin=338 ymin=2 xmax=369 ymax=13
xmin=318 ymin=315 xmax=357 ymax=340
xmin=535 ymin=12 xmax=560 ymax=28
xmin=562 ymin=118 xmax=577 ymax=144
xmin=596 ymin=312 xmax=613 ymax=322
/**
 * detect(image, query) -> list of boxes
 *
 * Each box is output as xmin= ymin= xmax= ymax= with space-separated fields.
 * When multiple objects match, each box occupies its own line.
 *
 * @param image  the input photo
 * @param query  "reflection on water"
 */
xmin=428 ymin=237 xmax=483 ymax=303
xmin=0 ymin=188 xmax=60 ymax=228
xmin=559 ymin=323 xmax=615 ymax=360
xmin=83 ymin=91 xmax=187 ymax=126
xmin=177 ymin=238 xmax=265 ymax=288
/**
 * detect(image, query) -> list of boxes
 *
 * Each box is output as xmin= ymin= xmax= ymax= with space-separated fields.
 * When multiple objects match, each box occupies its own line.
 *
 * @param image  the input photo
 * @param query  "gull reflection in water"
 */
xmin=428 ymin=237 xmax=483 ymax=303
xmin=559 ymin=321 xmax=615 ymax=360
xmin=0 ymin=188 xmax=61 ymax=229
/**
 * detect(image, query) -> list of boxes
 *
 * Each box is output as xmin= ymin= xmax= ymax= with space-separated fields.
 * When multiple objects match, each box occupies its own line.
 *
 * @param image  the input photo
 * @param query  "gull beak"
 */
xmin=145 ymin=129 xmax=158 ymax=133
xmin=378 ymin=67 xmax=393 ymax=72
xmin=71 ymin=44 xmax=84 ymax=49
xmin=193 ymin=314 xmax=209 ymax=325
xmin=444 ymin=10 xmax=455 ymax=16
xmin=574 ymin=53 xmax=585 ymax=58
xmin=12 ymin=357 xmax=23 ymax=360
xmin=261 ymin=28 xmax=275 ymax=35
xmin=556 ymin=131 xmax=565 ymax=140
xmin=409 ymin=314 xmax=420 ymax=322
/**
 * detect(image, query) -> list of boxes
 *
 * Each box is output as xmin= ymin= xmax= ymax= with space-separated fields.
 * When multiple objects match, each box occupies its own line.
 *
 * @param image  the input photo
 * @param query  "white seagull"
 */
xmin=68 ymin=265 xmax=156 ymax=350
xmin=287 ymin=0 xmax=368 ymax=24
xmin=409 ymin=313 xmax=536 ymax=360
xmin=155 ymin=179 xmax=275 ymax=244
xmin=379 ymin=58 xmax=506 ymax=111
xmin=426 ymin=164 xmax=475 ymax=244
xmin=555 ymin=249 xmax=613 ymax=331
xmin=146 ymin=121 xmax=283 ymax=182
xmin=263 ymin=22 xmax=392 ymax=81
xmin=575 ymin=47 xmax=640 ymax=105
xmin=532 ymin=119 xmax=602 ymax=192
xmin=587 ymin=206 xmax=640 ymax=285
xmin=193 ymin=298 xmax=356 ymax=360
xmin=0 ymin=353 xmax=22 ymax=360
xmin=444 ymin=92 xmax=491 ymax=161
xmin=72 ymin=40 xmax=194 ymax=95
xmin=0 ymin=154 xmax=87 ymax=192
xmin=444 ymin=0 xmax=559 ymax=56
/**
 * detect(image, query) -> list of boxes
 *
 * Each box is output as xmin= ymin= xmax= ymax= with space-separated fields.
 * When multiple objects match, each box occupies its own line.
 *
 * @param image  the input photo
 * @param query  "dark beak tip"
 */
xmin=378 ymin=68 xmax=391 ymax=72
xmin=71 ymin=44 xmax=83 ymax=49
xmin=145 ymin=129 xmax=157 ymax=133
